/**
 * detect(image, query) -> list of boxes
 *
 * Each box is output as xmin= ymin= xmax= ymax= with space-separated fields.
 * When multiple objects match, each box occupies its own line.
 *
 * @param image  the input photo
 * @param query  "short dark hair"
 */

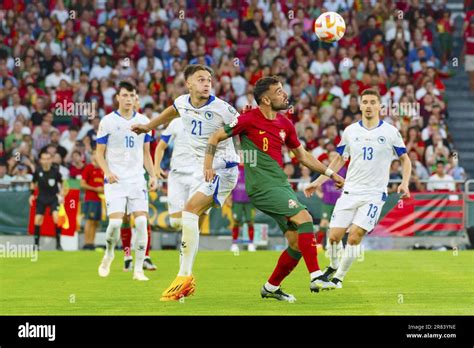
xmin=361 ymin=88 xmax=381 ymax=101
xmin=39 ymin=151 xmax=51 ymax=159
xmin=184 ymin=64 xmax=213 ymax=80
xmin=117 ymin=81 xmax=135 ymax=94
xmin=253 ymin=76 xmax=281 ymax=105
xmin=436 ymin=160 xmax=445 ymax=166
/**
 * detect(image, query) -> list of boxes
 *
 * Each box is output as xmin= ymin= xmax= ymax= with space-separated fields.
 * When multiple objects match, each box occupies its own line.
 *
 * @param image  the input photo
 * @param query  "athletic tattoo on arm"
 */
xmin=206 ymin=144 xmax=217 ymax=155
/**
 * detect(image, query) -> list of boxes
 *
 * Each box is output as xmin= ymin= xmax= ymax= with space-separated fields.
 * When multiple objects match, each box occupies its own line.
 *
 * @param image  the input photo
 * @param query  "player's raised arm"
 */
xmin=204 ymin=127 xmax=230 ymax=182
xmin=131 ymin=105 xmax=179 ymax=134
xmin=304 ymin=151 xmax=346 ymax=198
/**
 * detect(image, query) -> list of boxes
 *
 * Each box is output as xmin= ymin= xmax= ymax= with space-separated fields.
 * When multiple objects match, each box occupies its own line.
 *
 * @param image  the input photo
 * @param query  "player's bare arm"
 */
xmin=143 ymin=142 xmax=157 ymax=191
xmin=96 ymin=143 xmax=118 ymax=184
xmin=304 ymin=152 xmax=346 ymax=197
xmin=204 ymin=127 xmax=229 ymax=182
xmin=131 ymin=105 xmax=179 ymax=134
xmin=291 ymin=145 xmax=345 ymax=190
xmin=397 ymin=153 xmax=412 ymax=199
xmin=153 ymin=140 xmax=169 ymax=179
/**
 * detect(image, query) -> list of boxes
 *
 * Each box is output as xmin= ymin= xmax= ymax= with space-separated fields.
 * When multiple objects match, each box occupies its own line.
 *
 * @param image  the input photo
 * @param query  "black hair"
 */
xmin=117 ymin=81 xmax=135 ymax=94
xmin=253 ymin=76 xmax=281 ymax=105
xmin=361 ymin=88 xmax=381 ymax=102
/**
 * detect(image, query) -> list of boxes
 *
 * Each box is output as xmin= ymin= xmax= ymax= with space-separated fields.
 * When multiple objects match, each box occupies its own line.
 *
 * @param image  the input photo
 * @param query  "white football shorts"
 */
xmin=104 ymin=180 xmax=148 ymax=216
xmin=167 ymin=170 xmax=194 ymax=214
xmin=329 ymin=191 xmax=388 ymax=232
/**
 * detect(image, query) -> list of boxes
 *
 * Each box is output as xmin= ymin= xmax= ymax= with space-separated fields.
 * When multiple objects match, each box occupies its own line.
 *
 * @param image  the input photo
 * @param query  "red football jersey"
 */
xmin=226 ymin=107 xmax=301 ymax=167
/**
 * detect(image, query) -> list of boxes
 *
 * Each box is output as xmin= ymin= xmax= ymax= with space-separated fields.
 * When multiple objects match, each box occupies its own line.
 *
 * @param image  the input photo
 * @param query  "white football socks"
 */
xmin=178 ymin=211 xmax=200 ymax=276
xmin=334 ymin=243 xmax=363 ymax=281
xmin=169 ymin=217 xmax=183 ymax=230
xmin=327 ymin=240 xmax=344 ymax=269
xmin=133 ymin=215 xmax=148 ymax=273
xmin=104 ymin=219 xmax=122 ymax=258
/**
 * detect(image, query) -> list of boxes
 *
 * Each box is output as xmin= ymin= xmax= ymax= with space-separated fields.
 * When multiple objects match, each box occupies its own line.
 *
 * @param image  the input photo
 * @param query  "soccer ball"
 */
xmin=314 ymin=12 xmax=346 ymax=43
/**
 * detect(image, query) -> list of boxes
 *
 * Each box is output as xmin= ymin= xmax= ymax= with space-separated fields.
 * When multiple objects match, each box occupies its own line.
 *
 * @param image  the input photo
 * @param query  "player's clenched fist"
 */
xmin=332 ymin=173 xmax=345 ymax=189
xmin=130 ymin=123 xmax=150 ymax=135
xmin=148 ymin=176 xmax=158 ymax=191
xmin=204 ymin=168 xmax=216 ymax=183
xmin=105 ymin=171 xmax=119 ymax=184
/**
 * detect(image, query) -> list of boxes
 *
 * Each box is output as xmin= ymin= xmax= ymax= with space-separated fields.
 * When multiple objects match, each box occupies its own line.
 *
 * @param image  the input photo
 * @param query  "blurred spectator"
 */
xmin=0 ymin=162 xmax=12 ymax=191
xmin=425 ymin=132 xmax=450 ymax=168
xmin=447 ymin=154 xmax=467 ymax=181
xmin=3 ymin=93 xmax=30 ymax=128
xmin=296 ymin=166 xmax=312 ymax=192
xmin=465 ymin=16 xmax=474 ymax=90
xmin=388 ymin=159 xmax=402 ymax=193
xmin=45 ymin=61 xmax=71 ymax=92
xmin=409 ymin=149 xmax=429 ymax=180
xmin=49 ymin=129 xmax=68 ymax=160
xmin=68 ymin=150 xmax=85 ymax=179
xmin=427 ymin=160 xmax=456 ymax=192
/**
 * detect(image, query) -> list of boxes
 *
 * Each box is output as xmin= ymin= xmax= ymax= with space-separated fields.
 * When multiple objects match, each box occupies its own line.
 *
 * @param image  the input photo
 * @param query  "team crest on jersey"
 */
xmin=288 ymin=199 xmax=298 ymax=209
xmin=48 ymin=179 xmax=56 ymax=187
xmin=205 ymin=111 xmax=214 ymax=120
xmin=279 ymin=129 xmax=286 ymax=141
xmin=377 ymin=136 xmax=386 ymax=144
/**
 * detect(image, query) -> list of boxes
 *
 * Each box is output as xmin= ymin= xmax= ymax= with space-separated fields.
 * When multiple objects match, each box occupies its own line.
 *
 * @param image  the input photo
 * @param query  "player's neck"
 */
xmin=42 ymin=165 xmax=51 ymax=171
xmin=118 ymin=108 xmax=134 ymax=119
xmin=190 ymin=95 xmax=208 ymax=108
xmin=259 ymin=106 xmax=277 ymax=120
xmin=361 ymin=117 xmax=380 ymax=129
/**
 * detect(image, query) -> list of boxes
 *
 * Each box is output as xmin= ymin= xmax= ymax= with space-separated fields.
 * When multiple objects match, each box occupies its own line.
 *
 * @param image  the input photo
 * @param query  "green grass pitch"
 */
xmin=1 ymin=250 xmax=473 ymax=315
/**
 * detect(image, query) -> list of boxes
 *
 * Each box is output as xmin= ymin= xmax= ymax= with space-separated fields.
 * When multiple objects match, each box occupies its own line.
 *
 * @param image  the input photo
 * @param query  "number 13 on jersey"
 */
xmin=362 ymin=146 xmax=373 ymax=160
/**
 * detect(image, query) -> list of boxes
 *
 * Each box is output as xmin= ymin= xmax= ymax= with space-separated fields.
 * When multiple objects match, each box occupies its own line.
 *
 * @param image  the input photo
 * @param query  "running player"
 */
xmin=230 ymin=163 xmax=256 ymax=252
xmin=304 ymin=88 xmax=411 ymax=288
xmin=96 ymin=81 xmax=157 ymax=281
xmin=205 ymin=76 xmax=345 ymax=301
xmin=131 ymin=64 xmax=240 ymax=300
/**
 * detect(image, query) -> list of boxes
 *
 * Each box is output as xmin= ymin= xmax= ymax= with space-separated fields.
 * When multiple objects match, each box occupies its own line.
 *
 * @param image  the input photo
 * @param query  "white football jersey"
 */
xmin=97 ymin=110 xmax=153 ymax=184
xmin=173 ymin=94 xmax=239 ymax=169
xmin=160 ymin=117 xmax=194 ymax=173
xmin=336 ymin=120 xmax=407 ymax=195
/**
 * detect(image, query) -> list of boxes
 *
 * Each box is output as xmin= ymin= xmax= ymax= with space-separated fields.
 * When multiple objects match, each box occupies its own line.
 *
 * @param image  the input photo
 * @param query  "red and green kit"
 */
xmin=224 ymin=108 xmax=306 ymax=233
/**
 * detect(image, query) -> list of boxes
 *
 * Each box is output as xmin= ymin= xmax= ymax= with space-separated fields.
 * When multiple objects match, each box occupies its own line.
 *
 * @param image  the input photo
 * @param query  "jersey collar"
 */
xmin=188 ymin=95 xmax=215 ymax=109
xmin=358 ymin=119 xmax=383 ymax=130
xmin=114 ymin=110 xmax=136 ymax=119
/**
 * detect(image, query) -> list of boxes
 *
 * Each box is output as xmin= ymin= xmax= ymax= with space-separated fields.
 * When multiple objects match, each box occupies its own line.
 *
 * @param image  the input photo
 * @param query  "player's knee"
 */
xmin=35 ymin=216 xmax=43 ymax=225
xmin=288 ymin=240 xmax=299 ymax=251
xmin=347 ymin=232 xmax=363 ymax=245
xmin=108 ymin=219 xmax=122 ymax=230
xmin=169 ymin=217 xmax=182 ymax=230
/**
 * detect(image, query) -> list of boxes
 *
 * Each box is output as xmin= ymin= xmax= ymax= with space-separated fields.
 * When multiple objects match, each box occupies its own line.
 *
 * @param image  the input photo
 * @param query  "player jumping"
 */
xmin=304 ymin=88 xmax=411 ymax=288
xmin=96 ymin=81 xmax=157 ymax=281
xmin=131 ymin=64 xmax=240 ymax=300
xmin=205 ymin=76 xmax=345 ymax=301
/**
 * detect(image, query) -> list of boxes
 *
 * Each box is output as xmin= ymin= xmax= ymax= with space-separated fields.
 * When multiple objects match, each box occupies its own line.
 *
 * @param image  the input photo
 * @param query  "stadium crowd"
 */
xmin=0 ymin=0 xmax=470 ymax=195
